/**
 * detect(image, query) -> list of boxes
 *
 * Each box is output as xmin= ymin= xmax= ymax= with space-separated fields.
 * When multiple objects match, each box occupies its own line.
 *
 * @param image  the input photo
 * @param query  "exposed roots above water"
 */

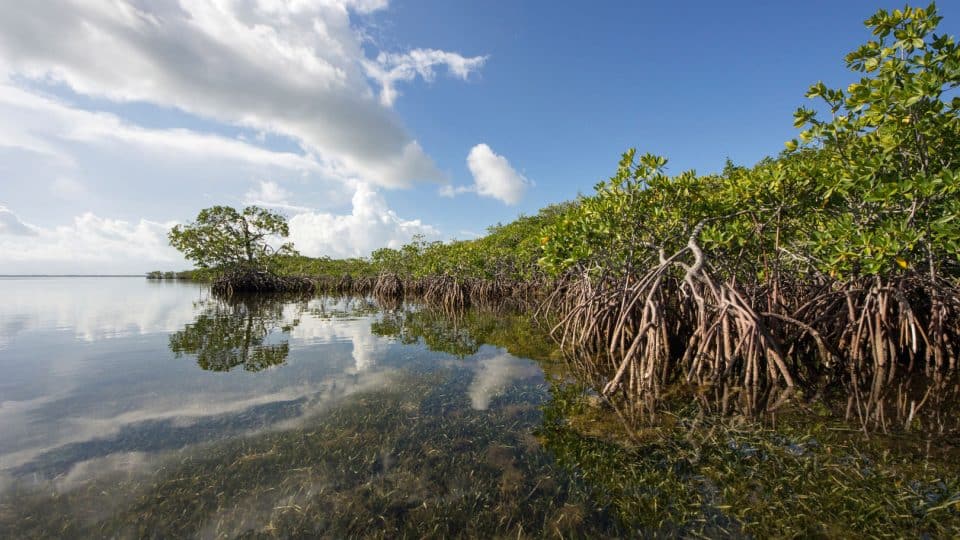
xmin=211 ymin=268 xmax=315 ymax=295
xmin=310 ymin=272 xmax=544 ymax=313
xmin=541 ymin=226 xmax=960 ymax=404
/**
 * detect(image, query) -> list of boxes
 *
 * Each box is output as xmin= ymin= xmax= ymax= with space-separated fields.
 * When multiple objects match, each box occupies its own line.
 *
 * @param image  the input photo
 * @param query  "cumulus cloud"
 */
xmin=442 ymin=144 xmax=530 ymax=205
xmin=364 ymin=48 xmax=488 ymax=106
xmin=0 ymin=1 xmax=487 ymax=272
xmin=0 ymin=179 xmax=435 ymax=273
xmin=288 ymin=183 xmax=438 ymax=258
xmin=0 ymin=206 xmax=38 ymax=236
xmin=0 ymin=81 xmax=360 ymax=232
xmin=0 ymin=0 xmax=484 ymax=188
xmin=0 ymin=209 xmax=185 ymax=274
xmin=243 ymin=180 xmax=312 ymax=213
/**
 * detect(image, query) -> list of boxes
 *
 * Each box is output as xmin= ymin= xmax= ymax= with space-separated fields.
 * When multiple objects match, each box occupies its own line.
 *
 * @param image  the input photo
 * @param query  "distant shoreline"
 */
xmin=0 ymin=274 xmax=146 ymax=277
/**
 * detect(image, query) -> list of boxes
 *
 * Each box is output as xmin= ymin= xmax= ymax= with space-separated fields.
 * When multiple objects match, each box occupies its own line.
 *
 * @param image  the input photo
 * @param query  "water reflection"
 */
xmin=0 ymin=280 xmax=576 ymax=537
xmin=844 ymin=367 xmax=960 ymax=437
xmin=169 ymin=295 xmax=304 ymax=372
xmin=2 ymin=279 xmax=960 ymax=536
xmin=468 ymin=353 xmax=543 ymax=410
xmin=0 ymin=284 xmax=406 ymax=486
xmin=0 ymin=281 xmax=547 ymax=503
xmin=372 ymin=307 xmax=485 ymax=357
xmin=0 ymin=277 xmax=202 ymax=347
xmin=290 ymin=296 xmax=390 ymax=372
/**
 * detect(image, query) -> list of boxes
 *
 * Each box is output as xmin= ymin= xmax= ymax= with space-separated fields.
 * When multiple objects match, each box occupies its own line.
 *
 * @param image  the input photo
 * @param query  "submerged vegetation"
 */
xmin=539 ymin=382 xmax=960 ymax=537
xmin=3 ymin=295 xmax=959 ymax=537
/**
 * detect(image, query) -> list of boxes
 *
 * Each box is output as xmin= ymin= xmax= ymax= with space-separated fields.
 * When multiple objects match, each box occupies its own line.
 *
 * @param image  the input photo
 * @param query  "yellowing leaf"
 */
xmin=896 ymin=257 xmax=909 ymax=269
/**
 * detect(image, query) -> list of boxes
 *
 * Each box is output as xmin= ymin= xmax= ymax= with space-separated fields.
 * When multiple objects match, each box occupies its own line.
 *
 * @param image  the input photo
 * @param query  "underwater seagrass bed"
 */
xmin=0 ymin=277 xmax=959 ymax=538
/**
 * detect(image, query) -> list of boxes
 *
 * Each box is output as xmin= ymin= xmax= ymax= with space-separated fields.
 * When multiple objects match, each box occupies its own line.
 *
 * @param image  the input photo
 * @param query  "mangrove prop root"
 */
xmin=212 ymin=268 xmax=314 ymax=295
xmin=544 ymin=225 xmax=960 ymax=404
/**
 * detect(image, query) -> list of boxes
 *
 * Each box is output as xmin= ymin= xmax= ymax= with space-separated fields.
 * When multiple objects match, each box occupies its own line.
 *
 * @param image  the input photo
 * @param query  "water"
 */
xmin=1 ymin=277 xmax=958 ymax=537
xmin=0 ymin=277 xmax=616 ymax=537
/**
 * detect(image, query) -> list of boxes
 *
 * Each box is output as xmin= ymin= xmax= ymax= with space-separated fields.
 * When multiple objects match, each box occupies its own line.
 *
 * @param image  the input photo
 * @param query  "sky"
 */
xmin=0 ymin=0 xmax=957 ymax=274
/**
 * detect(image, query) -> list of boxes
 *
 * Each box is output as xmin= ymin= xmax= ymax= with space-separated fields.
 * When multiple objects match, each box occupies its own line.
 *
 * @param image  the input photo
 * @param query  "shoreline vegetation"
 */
xmin=159 ymin=4 xmax=960 ymax=414
xmin=145 ymin=270 xmax=196 ymax=280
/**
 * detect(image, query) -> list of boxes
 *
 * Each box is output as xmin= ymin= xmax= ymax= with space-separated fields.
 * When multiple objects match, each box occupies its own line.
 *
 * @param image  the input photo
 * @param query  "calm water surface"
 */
xmin=0 ymin=277 xmax=599 ymax=537
xmin=2 ymin=277 xmax=959 ymax=537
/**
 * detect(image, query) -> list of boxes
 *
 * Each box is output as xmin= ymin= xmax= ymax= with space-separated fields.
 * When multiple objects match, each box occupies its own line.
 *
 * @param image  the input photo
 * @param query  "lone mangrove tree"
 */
xmin=169 ymin=205 xmax=297 ymax=271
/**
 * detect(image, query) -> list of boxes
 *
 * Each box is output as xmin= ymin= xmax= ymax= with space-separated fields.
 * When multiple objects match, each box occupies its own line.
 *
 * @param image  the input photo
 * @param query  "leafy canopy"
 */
xmin=539 ymin=2 xmax=960 ymax=281
xmin=169 ymin=206 xmax=297 ymax=270
xmin=791 ymin=2 xmax=960 ymax=277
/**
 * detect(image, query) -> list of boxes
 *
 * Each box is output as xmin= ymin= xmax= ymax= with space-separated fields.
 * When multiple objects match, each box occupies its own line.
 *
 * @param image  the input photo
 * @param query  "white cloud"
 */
xmin=0 ymin=205 xmax=38 ymax=236
xmin=0 ymin=180 xmax=436 ymax=273
xmin=0 ymin=0 xmax=483 ymax=188
xmin=288 ymin=182 xmax=438 ymax=258
xmin=0 ymin=81 xmax=353 ymax=232
xmin=364 ymin=48 xmax=488 ymax=106
xmin=0 ymin=1 xmax=487 ymax=272
xmin=443 ymin=143 xmax=530 ymax=205
xmin=243 ymin=180 xmax=312 ymax=213
xmin=50 ymin=176 xmax=86 ymax=200
xmin=248 ymin=180 xmax=291 ymax=206
xmin=0 ymin=209 xmax=185 ymax=274
xmin=0 ymin=83 xmax=323 ymax=174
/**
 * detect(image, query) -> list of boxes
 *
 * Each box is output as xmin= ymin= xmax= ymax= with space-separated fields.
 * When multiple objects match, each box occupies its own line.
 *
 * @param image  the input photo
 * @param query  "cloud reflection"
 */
xmin=0 ymin=279 xmax=547 ymax=506
xmin=0 ymin=285 xmax=400 ymax=487
xmin=287 ymin=297 xmax=393 ymax=372
xmin=467 ymin=353 xmax=542 ymax=410
xmin=0 ymin=278 xmax=203 ymax=346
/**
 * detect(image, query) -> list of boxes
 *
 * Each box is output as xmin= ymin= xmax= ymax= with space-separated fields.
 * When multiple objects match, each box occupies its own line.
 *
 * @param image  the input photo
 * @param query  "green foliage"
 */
xmin=372 ymin=306 xmax=558 ymax=361
xmin=271 ymin=253 xmax=374 ymax=278
xmin=368 ymin=206 xmax=569 ymax=281
xmin=174 ymin=4 xmax=959 ymax=299
xmin=540 ymin=3 xmax=960 ymax=282
xmin=145 ymin=269 xmax=197 ymax=280
xmin=793 ymin=2 xmax=960 ymax=277
xmin=168 ymin=206 xmax=297 ymax=272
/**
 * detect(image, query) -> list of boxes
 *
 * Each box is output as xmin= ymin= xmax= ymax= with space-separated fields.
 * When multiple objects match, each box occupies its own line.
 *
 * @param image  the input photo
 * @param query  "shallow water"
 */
xmin=0 ymin=278 xmax=611 ymax=537
xmin=1 ymin=277 xmax=958 ymax=537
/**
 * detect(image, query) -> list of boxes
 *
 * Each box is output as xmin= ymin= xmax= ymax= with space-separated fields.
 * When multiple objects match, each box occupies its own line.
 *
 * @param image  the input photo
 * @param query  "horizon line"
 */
xmin=0 ymin=274 xmax=148 ymax=277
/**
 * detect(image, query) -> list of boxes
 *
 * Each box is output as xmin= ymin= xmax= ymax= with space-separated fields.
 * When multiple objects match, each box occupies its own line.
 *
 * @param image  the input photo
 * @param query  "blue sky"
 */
xmin=0 ymin=1 xmax=956 ymax=273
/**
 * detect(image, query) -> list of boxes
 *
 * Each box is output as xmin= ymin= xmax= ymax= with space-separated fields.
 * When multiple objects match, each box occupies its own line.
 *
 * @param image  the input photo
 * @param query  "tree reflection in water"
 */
xmin=169 ymin=294 xmax=305 ymax=372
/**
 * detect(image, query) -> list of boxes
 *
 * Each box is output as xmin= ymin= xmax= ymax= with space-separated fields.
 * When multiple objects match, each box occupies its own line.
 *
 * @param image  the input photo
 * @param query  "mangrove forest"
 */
xmin=168 ymin=4 xmax=960 ymax=408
